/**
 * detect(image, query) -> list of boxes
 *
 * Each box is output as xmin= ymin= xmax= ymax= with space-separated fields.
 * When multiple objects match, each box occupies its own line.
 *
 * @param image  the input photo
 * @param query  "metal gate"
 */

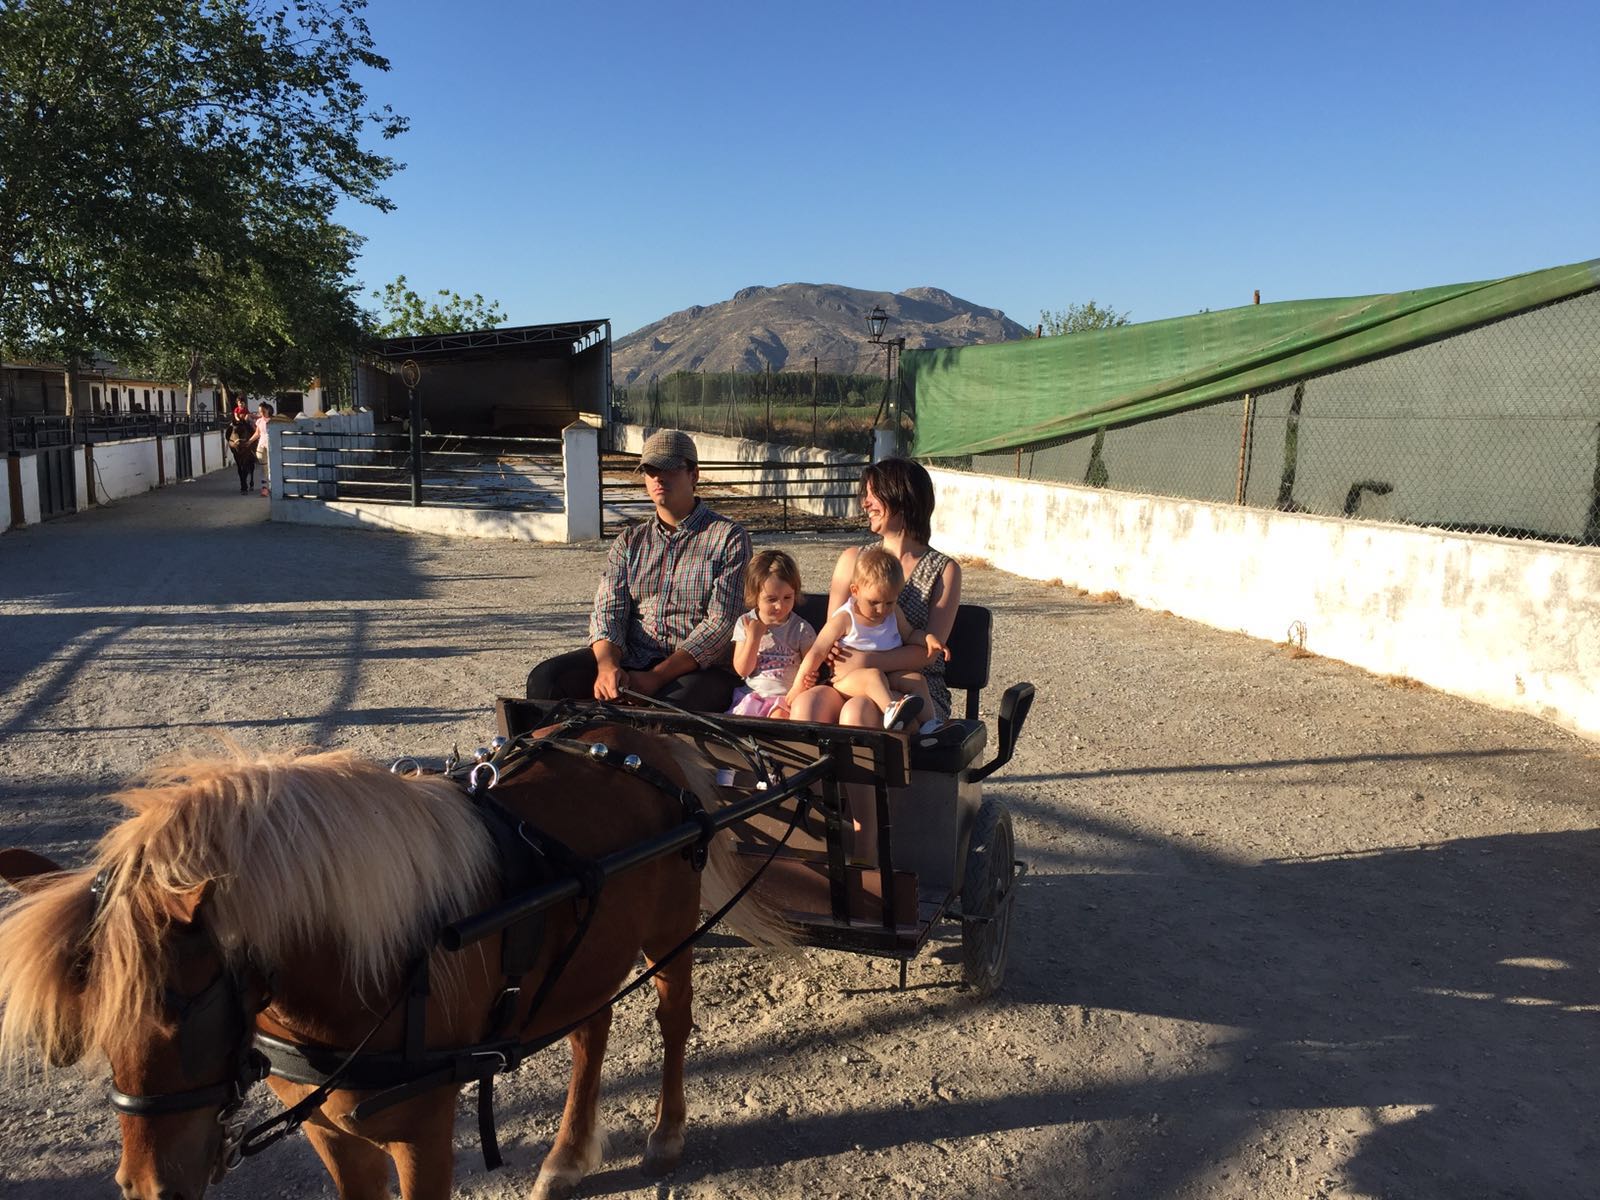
xmin=170 ymin=436 xmax=194 ymax=480
xmin=36 ymin=445 xmax=76 ymax=520
xmin=601 ymin=452 xmax=865 ymax=535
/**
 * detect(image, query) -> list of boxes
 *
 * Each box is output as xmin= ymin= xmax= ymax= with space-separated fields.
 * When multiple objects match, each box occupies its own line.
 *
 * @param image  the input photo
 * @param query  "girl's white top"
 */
xmin=834 ymin=601 xmax=902 ymax=654
xmin=732 ymin=610 xmax=816 ymax=696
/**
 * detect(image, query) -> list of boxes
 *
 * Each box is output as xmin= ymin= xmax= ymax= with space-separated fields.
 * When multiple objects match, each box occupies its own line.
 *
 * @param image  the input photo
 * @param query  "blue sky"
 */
xmin=339 ymin=0 xmax=1600 ymax=338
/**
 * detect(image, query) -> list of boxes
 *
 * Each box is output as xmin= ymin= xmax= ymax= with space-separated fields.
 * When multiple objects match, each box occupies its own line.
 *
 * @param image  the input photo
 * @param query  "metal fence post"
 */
xmin=401 ymin=359 xmax=422 ymax=507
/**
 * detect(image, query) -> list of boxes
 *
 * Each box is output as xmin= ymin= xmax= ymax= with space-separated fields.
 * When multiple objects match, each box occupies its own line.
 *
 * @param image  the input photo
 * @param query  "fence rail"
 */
xmin=279 ymin=430 xmax=566 ymax=510
xmin=602 ymin=453 xmax=866 ymax=534
xmin=3 ymin=412 xmax=224 ymax=452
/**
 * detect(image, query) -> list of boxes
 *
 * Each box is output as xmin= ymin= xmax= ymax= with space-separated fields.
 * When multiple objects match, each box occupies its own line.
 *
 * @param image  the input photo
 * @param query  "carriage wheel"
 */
xmin=960 ymin=796 xmax=1016 ymax=997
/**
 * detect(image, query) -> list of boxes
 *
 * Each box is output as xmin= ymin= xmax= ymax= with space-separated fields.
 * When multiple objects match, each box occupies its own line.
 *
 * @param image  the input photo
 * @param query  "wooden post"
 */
xmin=1235 ymin=394 xmax=1253 ymax=504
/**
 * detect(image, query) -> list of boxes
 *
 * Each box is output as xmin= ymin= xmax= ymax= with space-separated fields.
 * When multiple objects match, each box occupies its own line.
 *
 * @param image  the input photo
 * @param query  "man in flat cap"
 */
xmin=526 ymin=429 xmax=751 ymax=710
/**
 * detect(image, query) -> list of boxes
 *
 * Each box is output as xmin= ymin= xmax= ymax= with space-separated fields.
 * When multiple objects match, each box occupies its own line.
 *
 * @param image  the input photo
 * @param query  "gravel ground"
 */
xmin=1 ymin=469 xmax=1598 ymax=1200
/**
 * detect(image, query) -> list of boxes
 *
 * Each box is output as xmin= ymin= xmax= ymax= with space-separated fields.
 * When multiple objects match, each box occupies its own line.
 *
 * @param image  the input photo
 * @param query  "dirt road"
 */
xmin=1 ymin=471 xmax=1597 ymax=1199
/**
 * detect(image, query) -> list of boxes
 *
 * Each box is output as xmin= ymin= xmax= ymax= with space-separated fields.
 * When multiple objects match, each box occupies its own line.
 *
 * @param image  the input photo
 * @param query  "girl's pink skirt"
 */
xmin=728 ymin=687 xmax=785 ymax=718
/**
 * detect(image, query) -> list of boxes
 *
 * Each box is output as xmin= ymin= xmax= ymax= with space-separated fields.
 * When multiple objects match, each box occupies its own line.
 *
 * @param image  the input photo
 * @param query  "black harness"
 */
xmin=96 ymin=868 xmax=273 ymax=1177
xmin=101 ymin=697 xmax=799 ymax=1178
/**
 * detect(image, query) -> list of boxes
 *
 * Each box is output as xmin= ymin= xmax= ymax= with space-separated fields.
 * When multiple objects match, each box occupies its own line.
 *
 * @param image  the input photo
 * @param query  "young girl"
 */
xmin=785 ymin=546 xmax=949 ymax=730
xmin=727 ymin=550 xmax=817 ymax=717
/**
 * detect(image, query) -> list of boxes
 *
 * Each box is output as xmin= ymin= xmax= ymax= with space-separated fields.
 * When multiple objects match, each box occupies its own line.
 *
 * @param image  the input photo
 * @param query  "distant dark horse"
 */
xmin=227 ymin=417 xmax=255 ymax=492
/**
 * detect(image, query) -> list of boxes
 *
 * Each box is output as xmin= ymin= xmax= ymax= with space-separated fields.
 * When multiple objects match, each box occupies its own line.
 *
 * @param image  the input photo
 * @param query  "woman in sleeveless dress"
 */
xmin=789 ymin=458 xmax=962 ymax=729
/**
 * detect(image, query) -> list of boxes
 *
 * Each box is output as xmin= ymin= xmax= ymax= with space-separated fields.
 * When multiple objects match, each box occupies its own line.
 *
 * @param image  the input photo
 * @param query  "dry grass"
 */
xmin=1084 ymin=590 xmax=1124 ymax=605
xmin=1283 ymin=644 xmax=1318 ymax=660
xmin=1382 ymin=674 xmax=1429 ymax=691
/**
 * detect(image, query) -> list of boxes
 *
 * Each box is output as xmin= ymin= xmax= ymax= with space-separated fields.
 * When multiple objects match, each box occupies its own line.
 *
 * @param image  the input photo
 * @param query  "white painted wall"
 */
xmin=17 ymin=456 xmax=41 ymax=525
xmin=73 ymin=449 xmax=89 ymax=511
xmin=563 ymin=421 xmax=601 ymax=541
xmin=2 ymin=432 xmax=230 ymax=530
xmin=614 ymin=423 xmax=867 ymax=518
xmin=928 ymin=469 xmax=1600 ymax=741
xmin=272 ymin=496 xmax=568 ymax=542
xmin=91 ymin=439 xmax=160 ymax=500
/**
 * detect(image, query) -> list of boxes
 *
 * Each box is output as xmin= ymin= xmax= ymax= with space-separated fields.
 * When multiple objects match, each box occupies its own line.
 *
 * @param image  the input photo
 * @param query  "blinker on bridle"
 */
xmin=89 ymin=867 xmax=269 ymax=1175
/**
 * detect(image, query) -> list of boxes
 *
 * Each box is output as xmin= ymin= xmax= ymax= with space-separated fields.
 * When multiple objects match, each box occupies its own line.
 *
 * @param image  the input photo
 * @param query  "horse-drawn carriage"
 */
xmin=498 ymin=594 xmax=1034 ymax=995
xmin=0 ymin=600 xmax=1032 ymax=1199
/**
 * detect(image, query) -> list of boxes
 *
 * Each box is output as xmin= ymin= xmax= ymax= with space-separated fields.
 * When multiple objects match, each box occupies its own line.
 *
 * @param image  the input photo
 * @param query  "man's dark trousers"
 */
xmin=525 ymin=648 xmax=739 ymax=712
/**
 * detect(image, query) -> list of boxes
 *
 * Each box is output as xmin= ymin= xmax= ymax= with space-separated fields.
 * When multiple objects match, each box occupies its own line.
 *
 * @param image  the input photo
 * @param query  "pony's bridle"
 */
xmin=91 ymin=868 xmax=271 ymax=1179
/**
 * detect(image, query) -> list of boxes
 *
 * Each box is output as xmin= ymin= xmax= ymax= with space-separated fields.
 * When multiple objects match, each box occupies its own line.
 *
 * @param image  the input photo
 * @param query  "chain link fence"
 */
xmin=958 ymin=289 xmax=1600 ymax=545
xmin=611 ymin=358 xmax=897 ymax=455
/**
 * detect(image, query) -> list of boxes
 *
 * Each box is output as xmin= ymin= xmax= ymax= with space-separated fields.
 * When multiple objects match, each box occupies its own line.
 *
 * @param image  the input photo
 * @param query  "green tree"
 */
xmin=1038 ymin=300 xmax=1130 ymax=336
xmin=130 ymin=220 xmax=367 ymax=408
xmin=372 ymin=275 xmax=508 ymax=336
xmin=0 ymin=0 xmax=406 ymax=412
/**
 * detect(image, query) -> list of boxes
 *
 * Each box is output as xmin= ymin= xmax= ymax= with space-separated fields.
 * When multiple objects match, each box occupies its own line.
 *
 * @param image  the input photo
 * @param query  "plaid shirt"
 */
xmin=589 ymin=501 xmax=751 ymax=669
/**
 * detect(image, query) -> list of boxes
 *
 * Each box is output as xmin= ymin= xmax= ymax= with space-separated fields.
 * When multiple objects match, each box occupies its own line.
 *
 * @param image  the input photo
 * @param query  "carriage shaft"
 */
xmin=439 ymin=755 xmax=835 ymax=951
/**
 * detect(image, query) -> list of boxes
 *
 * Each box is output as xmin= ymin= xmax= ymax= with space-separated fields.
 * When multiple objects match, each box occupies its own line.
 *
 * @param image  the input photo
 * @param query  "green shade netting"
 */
xmin=907 ymin=257 xmax=1600 ymax=459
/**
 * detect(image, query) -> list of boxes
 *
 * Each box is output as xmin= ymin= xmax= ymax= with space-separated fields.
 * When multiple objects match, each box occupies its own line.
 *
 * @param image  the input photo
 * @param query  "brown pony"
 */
xmin=0 ymin=728 xmax=788 ymax=1199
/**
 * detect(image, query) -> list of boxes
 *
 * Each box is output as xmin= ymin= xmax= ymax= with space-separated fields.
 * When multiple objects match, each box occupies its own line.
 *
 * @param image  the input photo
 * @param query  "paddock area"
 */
xmin=1 ymin=469 xmax=1597 ymax=1199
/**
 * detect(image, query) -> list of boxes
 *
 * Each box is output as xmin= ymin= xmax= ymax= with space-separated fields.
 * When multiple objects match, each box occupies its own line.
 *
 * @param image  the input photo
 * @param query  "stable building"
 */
xmin=361 ymin=321 xmax=611 ymax=436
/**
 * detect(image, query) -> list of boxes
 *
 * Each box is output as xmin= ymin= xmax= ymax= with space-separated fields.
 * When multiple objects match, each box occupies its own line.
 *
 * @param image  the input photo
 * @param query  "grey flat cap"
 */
xmin=638 ymin=429 xmax=699 ymax=471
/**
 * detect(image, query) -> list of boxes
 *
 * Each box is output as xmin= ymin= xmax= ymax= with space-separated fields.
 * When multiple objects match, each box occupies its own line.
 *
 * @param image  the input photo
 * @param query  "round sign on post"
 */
xmin=399 ymin=360 xmax=420 ymax=389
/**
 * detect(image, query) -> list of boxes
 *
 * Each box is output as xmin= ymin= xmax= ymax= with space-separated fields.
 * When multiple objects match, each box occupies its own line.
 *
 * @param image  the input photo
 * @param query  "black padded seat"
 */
xmin=908 ymin=720 xmax=987 ymax=774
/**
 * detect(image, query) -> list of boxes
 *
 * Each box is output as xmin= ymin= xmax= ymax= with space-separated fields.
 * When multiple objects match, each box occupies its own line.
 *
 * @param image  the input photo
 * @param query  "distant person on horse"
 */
xmin=526 ymin=429 xmax=751 ymax=711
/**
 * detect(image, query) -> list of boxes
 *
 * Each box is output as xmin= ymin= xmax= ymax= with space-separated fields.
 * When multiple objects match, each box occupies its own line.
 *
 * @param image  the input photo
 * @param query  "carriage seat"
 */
xmin=792 ymin=594 xmax=991 ymax=776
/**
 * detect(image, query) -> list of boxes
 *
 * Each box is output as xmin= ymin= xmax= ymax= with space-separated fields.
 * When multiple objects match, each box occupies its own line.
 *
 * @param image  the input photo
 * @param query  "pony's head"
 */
xmin=0 ymin=747 xmax=494 ymax=1198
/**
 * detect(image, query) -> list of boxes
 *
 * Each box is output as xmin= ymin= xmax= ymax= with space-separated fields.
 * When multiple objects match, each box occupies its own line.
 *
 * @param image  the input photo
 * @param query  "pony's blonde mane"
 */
xmin=0 ymin=747 xmax=494 ymax=1068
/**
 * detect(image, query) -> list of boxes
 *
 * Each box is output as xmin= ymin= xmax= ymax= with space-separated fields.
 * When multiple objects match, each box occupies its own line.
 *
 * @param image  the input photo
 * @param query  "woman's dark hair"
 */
xmin=860 ymin=458 xmax=934 ymax=544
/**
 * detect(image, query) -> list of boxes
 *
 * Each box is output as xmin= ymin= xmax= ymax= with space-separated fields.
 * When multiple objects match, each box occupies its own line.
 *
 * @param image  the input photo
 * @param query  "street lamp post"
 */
xmin=865 ymin=304 xmax=905 ymax=439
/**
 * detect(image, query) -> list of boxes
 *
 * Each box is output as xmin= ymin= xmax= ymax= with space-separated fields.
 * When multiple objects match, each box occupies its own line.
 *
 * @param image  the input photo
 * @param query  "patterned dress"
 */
xmin=874 ymin=541 xmax=953 ymax=720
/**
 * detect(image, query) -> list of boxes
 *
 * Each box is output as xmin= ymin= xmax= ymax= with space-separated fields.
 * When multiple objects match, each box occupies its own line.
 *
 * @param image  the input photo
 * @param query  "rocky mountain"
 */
xmin=612 ymin=283 xmax=1028 ymax=384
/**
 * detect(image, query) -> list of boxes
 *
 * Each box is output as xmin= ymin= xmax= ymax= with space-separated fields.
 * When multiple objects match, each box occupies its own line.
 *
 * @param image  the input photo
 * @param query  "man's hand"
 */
xmin=593 ymin=664 xmax=629 ymax=701
xmin=628 ymin=665 xmax=667 ymax=697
